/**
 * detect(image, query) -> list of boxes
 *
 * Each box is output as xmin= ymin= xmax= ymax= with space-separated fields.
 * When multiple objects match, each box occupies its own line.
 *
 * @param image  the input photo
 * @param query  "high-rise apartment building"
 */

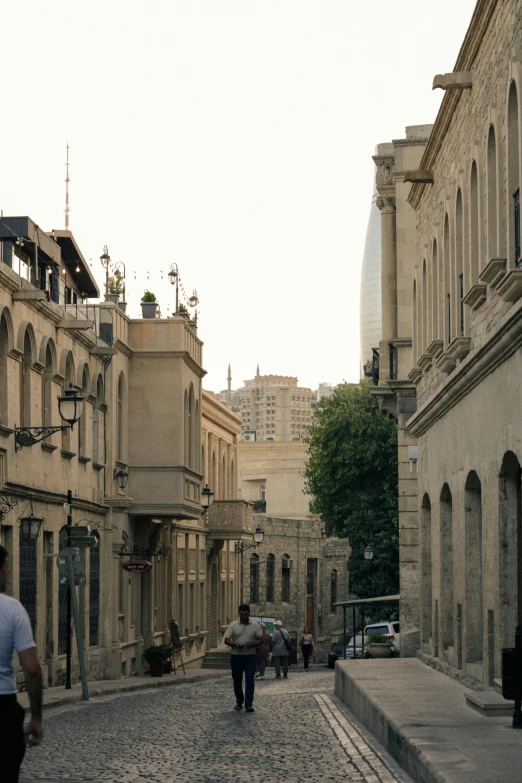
xmin=218 ymin=368 xmax=313 ymax=441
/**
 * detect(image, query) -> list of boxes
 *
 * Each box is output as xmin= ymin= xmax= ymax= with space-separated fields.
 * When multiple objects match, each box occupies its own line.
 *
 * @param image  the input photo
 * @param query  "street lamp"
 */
xmin=15 ymin=383 xmax=84 ymax=450
xmin=19 ymin=502 xmax=44 ymax=541
xmin=201 ymin=484 xmax=214 ymax=509
xmin=364 ymin=545 xmax=374 ymax=561
xmin=168 ymin=263 xmax=179 ymax=313
xmin=235 ymin=526 xmax=265 ymax=554
xmin=114 ymin=467 xmax=129 ymax=490
xmin=100 ymin=245 xmax=111 ymax=301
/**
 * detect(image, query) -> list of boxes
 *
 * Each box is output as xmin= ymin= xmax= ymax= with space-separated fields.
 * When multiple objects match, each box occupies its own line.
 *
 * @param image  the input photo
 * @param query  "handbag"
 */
xmin=279 ymin=629 xmax=291 ymax=652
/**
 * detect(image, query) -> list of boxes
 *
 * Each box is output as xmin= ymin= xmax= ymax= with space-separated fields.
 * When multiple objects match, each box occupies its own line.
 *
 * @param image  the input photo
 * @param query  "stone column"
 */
xmin=377 ymin=195 xmax=397 ymax=381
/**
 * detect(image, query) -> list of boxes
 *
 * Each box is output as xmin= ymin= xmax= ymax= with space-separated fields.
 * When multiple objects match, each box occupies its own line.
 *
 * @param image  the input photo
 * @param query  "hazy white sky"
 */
xmin=1 ymin=0 xmax=477 ymax=393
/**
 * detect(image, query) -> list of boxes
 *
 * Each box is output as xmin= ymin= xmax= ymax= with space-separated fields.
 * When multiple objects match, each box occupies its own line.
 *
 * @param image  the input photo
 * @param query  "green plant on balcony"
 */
xmin=178 ymin=302 xmax=188 ymax=313
xmin=108 ymin=271 xmax=124 ymax=295
xmin=141 ymin=290 xmax=157 ymax=303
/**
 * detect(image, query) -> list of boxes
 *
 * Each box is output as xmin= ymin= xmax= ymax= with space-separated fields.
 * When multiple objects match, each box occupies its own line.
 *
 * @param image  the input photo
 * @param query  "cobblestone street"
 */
xmin=20 ymin=669 xmax=413 ymax=783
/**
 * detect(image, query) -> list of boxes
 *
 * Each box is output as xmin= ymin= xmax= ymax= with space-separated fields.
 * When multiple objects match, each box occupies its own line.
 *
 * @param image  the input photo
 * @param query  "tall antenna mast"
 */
xmin=65 ymin=142 xmax=70 ymax=229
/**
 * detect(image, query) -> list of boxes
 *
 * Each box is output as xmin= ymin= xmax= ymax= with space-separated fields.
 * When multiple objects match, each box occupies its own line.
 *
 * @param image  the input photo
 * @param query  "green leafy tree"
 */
xmin=304 ymin=383 xmax=399 ymax=599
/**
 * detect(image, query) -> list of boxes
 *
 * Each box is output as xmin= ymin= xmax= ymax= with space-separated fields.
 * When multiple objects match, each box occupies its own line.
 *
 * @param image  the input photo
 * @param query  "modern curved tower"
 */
xmin=359 ymin=186 xmax=382 ymax=377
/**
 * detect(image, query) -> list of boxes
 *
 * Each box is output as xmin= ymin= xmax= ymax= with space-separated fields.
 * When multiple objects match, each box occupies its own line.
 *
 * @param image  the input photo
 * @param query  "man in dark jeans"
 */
xmin=0 ymin=545 xmax=43 ymax=782
xmin=224 ymin=604 xmax=262 ymax=712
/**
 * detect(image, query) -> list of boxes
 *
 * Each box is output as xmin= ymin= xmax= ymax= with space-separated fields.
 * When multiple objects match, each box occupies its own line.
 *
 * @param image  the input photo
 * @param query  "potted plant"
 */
xmin=107 ymin=271 xmax=124 ymax=305
xmin=367 ymin=633 xmax=393 ymax=659
xmin=141 ymin=290 xmax=158 ymax=319
xmin=160 ymin=644 xmax=174 ymax=673
xmin=177 ymin=302 xmax=189 ymax=320
xmin=188 ymin=310 xmax=198 ymax=332
xmin=143 ymin=644 xmax=168 ymax=676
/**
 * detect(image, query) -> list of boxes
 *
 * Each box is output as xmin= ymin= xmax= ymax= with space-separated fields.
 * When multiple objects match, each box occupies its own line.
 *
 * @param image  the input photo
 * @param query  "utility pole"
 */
xmin=66 ymin=489 xmax=72 ymax=689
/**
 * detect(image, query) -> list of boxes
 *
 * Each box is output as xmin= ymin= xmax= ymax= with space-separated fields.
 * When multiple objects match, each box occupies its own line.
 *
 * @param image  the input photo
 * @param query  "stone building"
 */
xmin=0 ymin=214 xmax=248 ymax=684
xmin=244 ymin=516 xmax=350 ymax=661
xmin=368 ymin=127 xmax=432 ymax=657
xmin=238 ymin=439 xmax=314 ymax=518
xmin=404 ymin=0 xmax=522 ymax=686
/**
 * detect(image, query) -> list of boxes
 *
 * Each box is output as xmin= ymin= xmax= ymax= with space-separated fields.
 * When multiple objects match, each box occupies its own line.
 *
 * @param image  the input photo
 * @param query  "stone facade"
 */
xmin=395 ymin=0 xmax=522 ymax=684
xmin=238 ymin=440 xmax=315 ymax=518
xmin=244 ymin=516 xmax=351 ymax=661
xmin=0 ymin=216 xmax=248 ymax=685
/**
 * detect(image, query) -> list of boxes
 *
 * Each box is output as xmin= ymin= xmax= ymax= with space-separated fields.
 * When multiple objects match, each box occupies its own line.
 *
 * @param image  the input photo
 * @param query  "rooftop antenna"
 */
xmin=64 ymin=142 xmax=70 ymax=230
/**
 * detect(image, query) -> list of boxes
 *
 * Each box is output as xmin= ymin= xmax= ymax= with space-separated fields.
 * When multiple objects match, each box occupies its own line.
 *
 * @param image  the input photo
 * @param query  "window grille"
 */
xmin=19 ymin=537 xmax=37 ymax=634
xmin=250 ymin=554 xmax=259 ymax=604
xmin=266 ymin=554 xmax=275 ymax=602
xmin=282 ymin=557 xmax=291 ymax=602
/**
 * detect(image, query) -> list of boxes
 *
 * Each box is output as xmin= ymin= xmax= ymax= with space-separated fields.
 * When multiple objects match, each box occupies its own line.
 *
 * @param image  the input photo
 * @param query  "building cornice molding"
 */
xmin=131 ymin=350 xmax=205 ymax=377
xmin=408 ymin=295 xmax=522 ymax=437
xmin=408 ymin=0 xmax=498 ymax=210
xmin=4 ymin=481 xmax=110 ymax=514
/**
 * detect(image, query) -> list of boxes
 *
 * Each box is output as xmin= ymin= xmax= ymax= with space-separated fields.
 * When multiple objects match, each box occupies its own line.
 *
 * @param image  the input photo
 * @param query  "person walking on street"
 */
xmin=299 ymin=626 xmax=315 ymax=671
xmin=271 ymin=620 xmax=291 ymax=679
xmin=224 ymin=603 xmax=262 ymax=712
xmin=255 ymin=623 xmax=270 ymax=680
xmin=0 ymin=545 xmax=43 ymax=783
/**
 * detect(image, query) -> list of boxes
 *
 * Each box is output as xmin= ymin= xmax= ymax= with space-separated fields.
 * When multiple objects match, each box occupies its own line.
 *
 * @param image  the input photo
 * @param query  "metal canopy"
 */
xmin=334 ymin=594 xmax=400 ymax=661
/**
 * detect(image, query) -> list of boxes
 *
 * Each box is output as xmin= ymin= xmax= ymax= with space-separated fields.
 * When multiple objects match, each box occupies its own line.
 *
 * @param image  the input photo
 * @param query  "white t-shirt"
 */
xmin=0 ymin=593 xmax=35 ymax=694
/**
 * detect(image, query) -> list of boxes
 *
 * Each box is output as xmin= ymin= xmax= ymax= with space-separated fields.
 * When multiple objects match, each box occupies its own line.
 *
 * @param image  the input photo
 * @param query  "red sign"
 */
xmin=122 ymin=560 xmax=152 ymax=573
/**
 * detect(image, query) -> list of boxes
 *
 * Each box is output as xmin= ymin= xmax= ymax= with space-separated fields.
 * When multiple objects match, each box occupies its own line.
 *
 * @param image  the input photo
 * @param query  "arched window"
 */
xmin=89 ymin=531 xmax=100 ymax=646
xmin=43 ymin=342 xmax=54 ymax=427
xmin=487 ymin=125 xmax=499 ymax=260
xmin=212 ymin=451 xmax=217 ymax=498
xmin=455 ymin=190 xmax=464 ymax=336
xmin=412 ymin=280 xmax=418 ymax=363
xmin=431 ymin=240 xmax=439 ymax=341
xmin=499 ymin=452 xmax=522 ymax=649
xmin=507 ymin=82 xmax=521 ymax=267
xmin=201 ymin=444 xmax=206 ymax=486
xmin=440 ymin=483 xmax=453 ymax=650
xmin=444 ymin=214 xmax=451 ymax=346
xmin=117 ymin=373 xmax=126 ymax=462
xmin=20 ymin=328 xmax=33 ymax=427
xmin=58 ymin=526 xmax=69 ymax=655
xmin=420 ymin=493 xmax=432 ymax=646
xmin=188 ymin=384 xmax=195 ymax=469
xmin=282 ymin=555 xmax=291 ymax=602
xmin=79 ymin=364 xmax=89 ymax=459
xmin=250 ymin=553 xmax=259 ymax=604
xmin=266 ymin=554 xmax=275 ymax=602
xmin=230 ymin=459 xmax=235 ymax=499
xmin=62 ymin=353 xmax=75 ymax=452
xmin=184 ymin=390 xmax=189 ymax=466
xmin=422 ymin=260 xmax=428 ymax=352
xmin=0 ymin=310 xmax=10 ymax=425
xmin=470 ymin=161 xmax=480 ymax=284
xmin=330 ymin=570 xmax=338 ymax=612
xmin=222 ymin=455 xmax=227 ymax=499
xmin=93 ymin=375 xmax=104 ymax=465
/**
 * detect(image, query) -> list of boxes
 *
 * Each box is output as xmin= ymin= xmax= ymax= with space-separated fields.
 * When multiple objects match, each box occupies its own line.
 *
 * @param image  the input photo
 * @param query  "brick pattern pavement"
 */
xmin=20 ymin=670 xmax=413 ymax=783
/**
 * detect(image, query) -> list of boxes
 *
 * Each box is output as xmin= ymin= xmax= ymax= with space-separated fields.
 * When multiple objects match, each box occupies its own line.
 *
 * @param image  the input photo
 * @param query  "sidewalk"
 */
xmin=335 ymin=658 xmax=522 ymax=783
xmin=18 ymin=668 xmax=227 ymax=713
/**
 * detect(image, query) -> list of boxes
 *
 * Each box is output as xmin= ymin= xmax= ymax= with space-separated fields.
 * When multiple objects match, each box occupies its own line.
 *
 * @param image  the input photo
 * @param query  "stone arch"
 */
xmin=420 ymin=492 xmax=432 ymax=646
xmin=431 ymin=239 xmax=439 ymax=341
xmin=499 ymin=451 xmax=522 ymax=648
xmin=507 ymin=79 xmax=521 ymax=267
xmin=42 ymin=339 xmax=56 ymax=426
xmin=422 ymin=259 xmax=428 ymax=352
xmin=212 ymin=450 xmax=217 ymax=498
xmin=465 ymin=470 xmax=483 ymax=666
xmin=249 ymin=553 xmax=259 ymax=604
xmin=412 ymin=279 xmax=418 ymax=363
xmin=487 ymin=124 xmax=499 ymax=260
xmin=117 ymin=372 xmax=127 ymax=462
xmin=93 ymin=374 xmax=104 ymax=464
xmin=79 ymin=363 xmax=90 ymax=458
xmin=443 ymin=214 xmax=451 ymax=346
xmin=266 ymin=553 xmax=275 ymax=603
xmin=17 ymin=322 xmax=37 ymax=366
xmin=78 ymin=361 xmax=90 ymax=391
xmin=184 ymin=389 xmax=189 ymax=467
xmin=38 ymin=335 xmax=57 ymax=374
xmin=469 ymin=161 xmax=480 ymax=285
xmin=455 ymin=188 xmax=464 ymax=337
xmin=0 ymin=307 xmax=14 ymax=424
xmin=188 ymin=384 xmax=195 ymax=470
xmin=440 ymin=483 xmax=454 ymax=650
xmin=0 ymin=306 xmax=14 ymax=352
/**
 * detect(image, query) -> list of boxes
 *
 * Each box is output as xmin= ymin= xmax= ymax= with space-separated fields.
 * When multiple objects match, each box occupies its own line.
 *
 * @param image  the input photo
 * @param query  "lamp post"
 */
xmin=114 ymin=467 xmax=129 ymax=490
xmin=201 ymin=483 xmax=215 ymax=511
xmin=364 ymin=545 xmax=374 ymax=561
xmin=167 ymin=263 xmax=179 ymax=313
xmin=19 ymin=505 xmax=44 ymax=541
xmin=100 ymin=245 xmax=111 ymax=302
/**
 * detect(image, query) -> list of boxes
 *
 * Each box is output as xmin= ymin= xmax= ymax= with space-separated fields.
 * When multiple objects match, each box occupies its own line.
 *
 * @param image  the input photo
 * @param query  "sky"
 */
xmin=0 ymin=0 xmax=478 ymax=393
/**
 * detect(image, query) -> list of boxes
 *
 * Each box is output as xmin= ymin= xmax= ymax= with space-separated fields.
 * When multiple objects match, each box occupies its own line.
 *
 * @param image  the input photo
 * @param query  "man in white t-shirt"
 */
xmin=0 ymin=545 xmax=43 ymax=782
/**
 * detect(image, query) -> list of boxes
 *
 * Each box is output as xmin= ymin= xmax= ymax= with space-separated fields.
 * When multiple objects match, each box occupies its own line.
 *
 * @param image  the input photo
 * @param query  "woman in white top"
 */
xmin=299 ymin=627 xmax=315 ymax=671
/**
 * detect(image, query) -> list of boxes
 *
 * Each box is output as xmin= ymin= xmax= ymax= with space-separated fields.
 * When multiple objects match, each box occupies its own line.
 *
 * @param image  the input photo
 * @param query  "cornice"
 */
xmin=408 ymin=294 xmax=522 ymax=437
xmin=131 ymin=350 xmax=205 ymax=378
xmin=4 ymin=481 xmax=110 ymax=514
xmin=391 ymin=138 xmax=431 ymax=147
xmin=408 ymin=0 xmax=498 ymax=210
xmin=114 ymin=338 xmax=132 ymax=357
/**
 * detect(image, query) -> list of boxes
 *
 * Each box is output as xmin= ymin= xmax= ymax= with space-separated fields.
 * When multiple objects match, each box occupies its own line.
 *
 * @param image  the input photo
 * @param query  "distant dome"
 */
xmin=359 ymin=189 xmax=382 ymax=377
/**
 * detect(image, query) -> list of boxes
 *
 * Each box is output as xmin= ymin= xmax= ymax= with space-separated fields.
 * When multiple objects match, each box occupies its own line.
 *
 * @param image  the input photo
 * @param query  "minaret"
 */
xmin=227 ymin=364 xmax=232 ymax=403
xmin=65 ymin=142 xmax=71 ymax=229
xmin=256 ymin=363 xmax=260 ymax=378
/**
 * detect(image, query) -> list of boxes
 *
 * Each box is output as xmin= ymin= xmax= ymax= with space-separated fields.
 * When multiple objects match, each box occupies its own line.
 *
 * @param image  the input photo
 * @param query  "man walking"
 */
xmin=0 ymin=545 xmax=43 ymax=782
xmin=224 ymin=603 xmax=262 ymax=712
xmin=271 ymin=620 xmax=291 ymax=679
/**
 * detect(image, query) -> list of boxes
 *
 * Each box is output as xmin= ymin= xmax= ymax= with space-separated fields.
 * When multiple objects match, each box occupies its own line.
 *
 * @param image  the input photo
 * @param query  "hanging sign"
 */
xmin=122 ymin=560 xmax=151 ymax=573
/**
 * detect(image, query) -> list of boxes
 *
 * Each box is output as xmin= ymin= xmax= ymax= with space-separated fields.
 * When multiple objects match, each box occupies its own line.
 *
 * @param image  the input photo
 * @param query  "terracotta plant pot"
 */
xmin=163 ymin=661 xmax=173 ymax=674
xmin=368 ymin=643 xmax=392 ymax=659
xmin=149 ymin=664 xmax=164 ymax=677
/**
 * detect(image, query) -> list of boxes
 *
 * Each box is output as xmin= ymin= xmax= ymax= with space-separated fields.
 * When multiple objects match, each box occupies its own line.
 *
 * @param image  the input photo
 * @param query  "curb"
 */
xmin=19 ymin=670 xmax=228 ymax=713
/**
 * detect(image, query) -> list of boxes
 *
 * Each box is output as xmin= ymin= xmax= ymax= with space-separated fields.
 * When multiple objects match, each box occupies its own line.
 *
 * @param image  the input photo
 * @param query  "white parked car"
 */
xmin=364 ymin=621 xmax=400 ymax=652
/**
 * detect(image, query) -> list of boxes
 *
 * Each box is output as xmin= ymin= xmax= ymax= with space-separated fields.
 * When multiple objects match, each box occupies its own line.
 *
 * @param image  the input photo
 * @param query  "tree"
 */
xmin=304 ymin=383 xmax=399 ymax=599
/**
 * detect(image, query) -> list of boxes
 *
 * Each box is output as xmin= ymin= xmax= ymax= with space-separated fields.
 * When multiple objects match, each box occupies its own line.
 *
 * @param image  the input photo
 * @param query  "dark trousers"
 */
xmin=0 ymin=695 xmax=26 ymax=783
xmin=231 ymin=654 xmax=256 ymax=707
xmin=274 ymin=655 xmax=289 ymax=676
xmin=302 ymin=646 xmax=312 ymax=669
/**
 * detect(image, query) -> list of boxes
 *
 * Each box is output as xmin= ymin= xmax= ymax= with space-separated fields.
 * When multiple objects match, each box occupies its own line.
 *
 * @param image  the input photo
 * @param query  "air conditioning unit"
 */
xmin=243 ymin=432 xmax=256 ymax=442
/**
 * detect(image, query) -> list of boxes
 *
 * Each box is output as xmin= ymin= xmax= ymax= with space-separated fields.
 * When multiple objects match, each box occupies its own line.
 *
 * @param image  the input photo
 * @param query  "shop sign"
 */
xmin=122 ymin=560 xmax=152 ymax=573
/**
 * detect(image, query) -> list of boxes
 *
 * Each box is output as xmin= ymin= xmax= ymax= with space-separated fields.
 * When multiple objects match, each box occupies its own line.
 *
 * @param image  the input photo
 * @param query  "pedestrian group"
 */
xmin=224 ymin=603 xmax=315 ymax=712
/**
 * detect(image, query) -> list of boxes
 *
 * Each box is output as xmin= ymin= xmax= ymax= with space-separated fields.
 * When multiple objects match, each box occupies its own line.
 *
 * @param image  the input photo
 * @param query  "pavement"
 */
xmin=19 ymin=667 xmax=415 ymax=783
xmin=335 ymin=658 xmax=522 ymax=783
